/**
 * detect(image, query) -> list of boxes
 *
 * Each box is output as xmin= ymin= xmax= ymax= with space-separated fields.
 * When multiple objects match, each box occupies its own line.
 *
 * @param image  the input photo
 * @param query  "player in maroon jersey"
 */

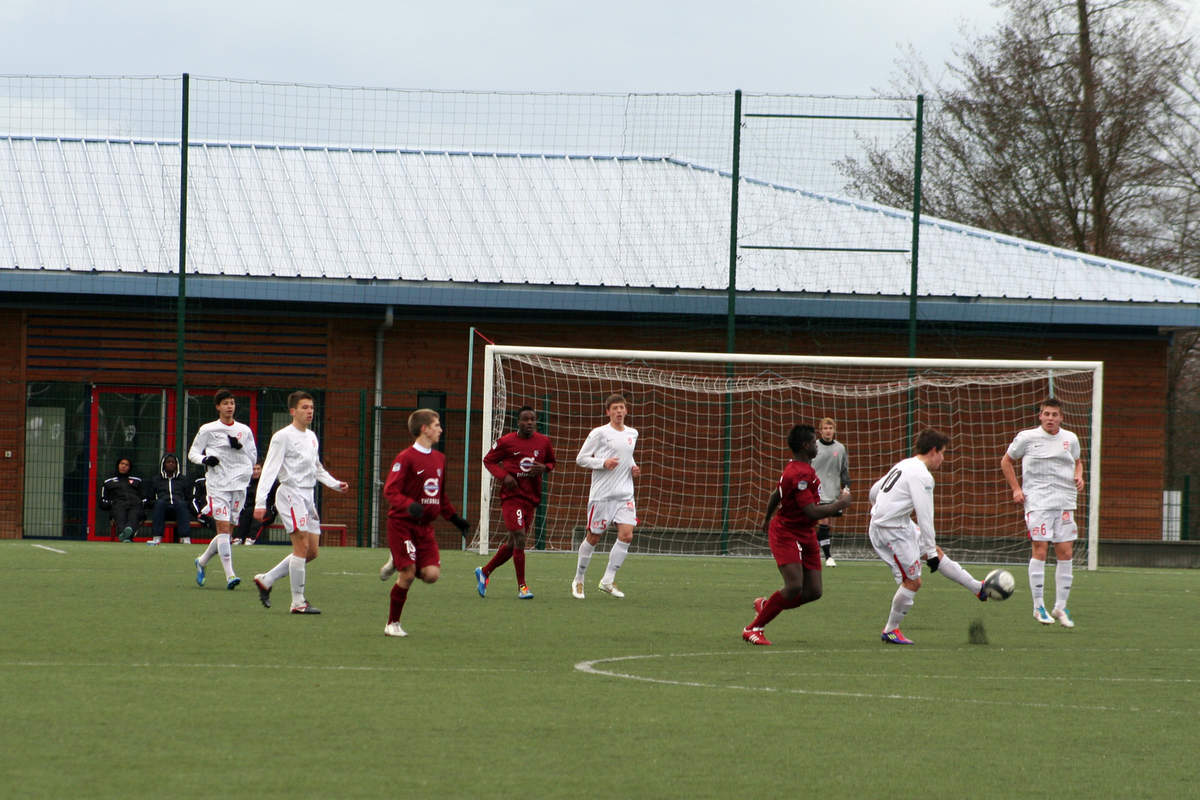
xmin=742 ymin=424 xmax=851 ymax=646
xmin=379 ymin=409 xmax=470 ymax=638
xmin=477 ymin=406 xmax=557 ymax=599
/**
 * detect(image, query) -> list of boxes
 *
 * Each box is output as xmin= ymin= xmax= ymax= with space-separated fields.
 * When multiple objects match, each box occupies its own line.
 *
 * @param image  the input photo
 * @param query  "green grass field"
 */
xmin=1 ymin=540 xmax=1195 ymax=799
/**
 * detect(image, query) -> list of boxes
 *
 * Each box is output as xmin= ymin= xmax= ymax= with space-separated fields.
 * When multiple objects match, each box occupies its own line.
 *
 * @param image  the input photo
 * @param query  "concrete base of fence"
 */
xmin=1099 ymin=539 xmax=1200 ymax=568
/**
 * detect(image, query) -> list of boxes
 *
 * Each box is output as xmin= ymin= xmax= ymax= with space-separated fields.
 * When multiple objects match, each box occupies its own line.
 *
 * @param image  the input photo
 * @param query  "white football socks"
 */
xmin=1053 ymin=558 xmax=1073 ymax=611
xmin=1028 ymin=557 xmax=1046 ymax=608
xmin=215 ymin=533 xmax=234 ymax=579
xmin=288 ymin=554 xmax=306 ymax=607
xmin=575 ymin=540 xmax=595 ymax=582
xmin=602 ymin=539 xmax=630 ymax=584
xmin=935 ymin=554 xmax=982 ymax=595
xmin=885 ymin=586 xmax=916 ymax=632
xmin=264 ymin=554 xmax=291 ymax=587
xmin=197 ymin=538 xmax=219 ymax=567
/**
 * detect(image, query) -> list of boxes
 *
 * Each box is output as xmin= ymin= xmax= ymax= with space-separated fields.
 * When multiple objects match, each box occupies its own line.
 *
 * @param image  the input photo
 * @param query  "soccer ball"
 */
xmin=982 ymin=569 xmax=1016 ymax=601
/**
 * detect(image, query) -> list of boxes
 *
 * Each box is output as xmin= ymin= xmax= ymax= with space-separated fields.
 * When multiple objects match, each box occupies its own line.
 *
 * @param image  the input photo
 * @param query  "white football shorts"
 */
xmin=586 ymin=498 xmax=637 ymax=534
xmin=206 ymin=489 xmax=245 ymax=524
xmin=275 ymin=485 xmax=322 ymax=535
xmin=869 ymin=523 xmax=922 ymax=584
xmin=1025 ymin=509 xmax=1077 ymax=543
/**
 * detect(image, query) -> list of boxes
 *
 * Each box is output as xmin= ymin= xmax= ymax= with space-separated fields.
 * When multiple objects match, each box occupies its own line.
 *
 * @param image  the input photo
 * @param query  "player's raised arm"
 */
xmin=483 ymin=440 xmax=513 ymax=483
xmin=868 ymin=473 xmax=885 ymax=506
xmin=187 ymin=427 xmax=210 ymax=467
xmin=316 ymin=463 xmax=347 ymax=492
xmin=805 ymin=488 xmax=850 ymax=520
xmin=575 ymin=428 xmax=606 ymax=469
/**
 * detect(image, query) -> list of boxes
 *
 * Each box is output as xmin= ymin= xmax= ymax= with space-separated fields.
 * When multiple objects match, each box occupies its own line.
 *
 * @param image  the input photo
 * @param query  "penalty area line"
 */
xmin=574 ymin=652 xmax=1186 ymax=715
xmin=31 ymin=543 xmax=67 ymax=554
xmin=0 ymin=660 xmax=526 ymax=675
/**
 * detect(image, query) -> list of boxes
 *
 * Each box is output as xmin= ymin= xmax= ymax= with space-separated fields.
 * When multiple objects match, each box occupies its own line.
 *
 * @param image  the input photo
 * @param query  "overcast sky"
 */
xmin=0 ymin=0 xmax=1017 ymax=94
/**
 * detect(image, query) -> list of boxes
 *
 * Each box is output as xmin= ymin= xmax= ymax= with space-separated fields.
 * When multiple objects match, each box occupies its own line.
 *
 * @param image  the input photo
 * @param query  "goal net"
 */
xmin=474 ymin=346 xmax=1102 ymax=569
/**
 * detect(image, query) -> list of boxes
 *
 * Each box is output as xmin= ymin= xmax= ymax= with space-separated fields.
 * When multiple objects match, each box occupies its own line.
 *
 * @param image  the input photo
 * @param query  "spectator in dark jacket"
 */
xmin=100 ymin=457 xmax=144 ymax=542
xmin=234 ymin=461 xmax=277 ymax=545
xmin=145 ymin=453 xmax=191 ymax=545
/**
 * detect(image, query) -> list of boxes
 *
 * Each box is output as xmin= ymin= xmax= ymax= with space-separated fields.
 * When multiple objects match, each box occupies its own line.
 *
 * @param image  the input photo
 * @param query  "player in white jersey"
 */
xmin=572 ymin=393 xmax=640 ymax=599
xmin=1001 ymin=397 xmax=1084 ymax=627
xmin=251 ymin=391 xmax=348 ymax=614
xmin=869 ymin=429 xmax=987 ymax=645
xmin=188 ymin=389 xmax=257 ymax=589
xmin=812 ymin=417 xmax=849 ymax=566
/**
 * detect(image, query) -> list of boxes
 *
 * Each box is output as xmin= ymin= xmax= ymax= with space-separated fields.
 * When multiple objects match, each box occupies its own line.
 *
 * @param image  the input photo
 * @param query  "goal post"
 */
xmin=476 ymin=345 xmax=1103 ymax=570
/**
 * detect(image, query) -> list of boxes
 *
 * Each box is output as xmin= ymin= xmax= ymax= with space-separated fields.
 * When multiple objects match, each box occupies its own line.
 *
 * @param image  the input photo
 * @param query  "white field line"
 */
xmin=575 ymin=651 xmax=1194 ymax=714
xmin=31 ymin=543 xmax=67 ymax=554
xmin=0 ymin=660 xmax=526 ymax=674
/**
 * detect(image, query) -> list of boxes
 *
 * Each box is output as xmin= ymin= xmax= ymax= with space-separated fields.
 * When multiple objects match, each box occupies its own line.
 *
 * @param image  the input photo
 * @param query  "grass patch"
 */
xmin=1 ymin=541 xmax=1196 ymax=798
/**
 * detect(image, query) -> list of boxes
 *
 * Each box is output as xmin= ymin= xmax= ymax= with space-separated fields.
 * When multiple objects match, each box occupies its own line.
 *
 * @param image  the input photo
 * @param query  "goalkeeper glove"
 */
xmin=202 ymin=455 xmax=220 ymax=467
xmin=227 ymin=434 xmax=243 ymax=450
xmin=407 ymin=502 xmax=424 ymax=520
xmin=925 ymin=556 xmax=940 ymax=573
xmin=449 ymin=514 xmax=470 ymax=533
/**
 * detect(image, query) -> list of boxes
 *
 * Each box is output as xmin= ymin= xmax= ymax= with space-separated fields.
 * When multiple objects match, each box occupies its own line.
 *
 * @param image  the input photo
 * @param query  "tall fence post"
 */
xmin=1184 ymin=474 xmax=1191 ymax=541
xmin=905 ymin=93 xmax=924 ymax=444
xmin=357 ymin=389 xmax=368 ymax=546
xmin=721 ymin=89 xmax=743 ymax=555
xmin=175 ymin=73 xmax=190 ymax=451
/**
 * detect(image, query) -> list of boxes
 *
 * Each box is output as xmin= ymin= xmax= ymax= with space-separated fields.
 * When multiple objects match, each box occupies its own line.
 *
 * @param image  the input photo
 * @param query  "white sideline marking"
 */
xmin=31 ymin=544 xmax=67 ymax=554
xmin=574 ymin=652 xmax=1191 ymax=715
xmin=0 ymin=660 xmax=524 ymax=674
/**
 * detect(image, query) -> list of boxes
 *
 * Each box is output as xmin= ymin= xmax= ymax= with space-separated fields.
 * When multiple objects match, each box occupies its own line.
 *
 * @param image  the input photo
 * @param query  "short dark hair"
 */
xmin=915 ymin=428 xmax=950 ymax=455
xmin=787 ymin=424 xmax=816 ymax=455
xmin=517 ymin=405 xmax=536 ymax=418
xmin=1040 ymin=397 xmax=1063 ymax=413
xmin=214 ymin=388 xmax=234 ymax=406
xmin=604 ymin=393 xmax=627 ymax=410
xmin=409 ymin=408 xmax=440 ymax=438
xmin=288 ymin=391 xmax=313 ymax=409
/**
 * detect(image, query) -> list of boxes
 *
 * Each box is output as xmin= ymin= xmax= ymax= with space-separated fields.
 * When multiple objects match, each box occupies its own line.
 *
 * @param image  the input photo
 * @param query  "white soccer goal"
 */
xmin=475 ymin=345 xmax=1103 ymax=570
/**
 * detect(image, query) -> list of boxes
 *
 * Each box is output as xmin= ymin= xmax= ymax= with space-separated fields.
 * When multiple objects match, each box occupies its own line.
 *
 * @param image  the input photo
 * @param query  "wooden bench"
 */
xmin=105 ymin=520 xmax=349 ymax=545
xmin=106 ymin=519 xmax=207 ymax=543
xmin=256 ymin=523 xmax=349 ymax=546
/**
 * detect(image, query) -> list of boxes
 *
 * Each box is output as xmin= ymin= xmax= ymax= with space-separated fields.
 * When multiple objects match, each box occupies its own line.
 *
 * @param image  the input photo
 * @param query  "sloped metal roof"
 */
xmin=2 ymin=135 xmax=1198 ymax=313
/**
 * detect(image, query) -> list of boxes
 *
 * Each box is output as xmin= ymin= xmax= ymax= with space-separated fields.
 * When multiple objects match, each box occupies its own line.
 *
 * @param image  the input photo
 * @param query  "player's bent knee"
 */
xmin=781 ymin=583 xmax=804 ymax=603
xmin=419 ymin=566 xmax=440 ymax=584
xmin=394 ymin=566 xmax=416 ymax=588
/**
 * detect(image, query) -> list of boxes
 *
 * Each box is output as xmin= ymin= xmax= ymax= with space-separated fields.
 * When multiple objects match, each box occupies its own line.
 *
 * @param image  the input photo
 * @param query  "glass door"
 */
xmin=87 ymin=387 xmax=174 ymax=540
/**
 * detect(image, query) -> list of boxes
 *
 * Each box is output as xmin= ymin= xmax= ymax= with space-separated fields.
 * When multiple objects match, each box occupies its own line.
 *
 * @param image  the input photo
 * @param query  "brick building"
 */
xmin=2 ymin=136 xmax=1198 ymax=552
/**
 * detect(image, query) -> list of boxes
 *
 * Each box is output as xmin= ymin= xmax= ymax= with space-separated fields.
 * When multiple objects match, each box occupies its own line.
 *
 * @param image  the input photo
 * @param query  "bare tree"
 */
xmin=839 ymin=0 xmax=1196 ymax=269
xmin=840 ymin=0 xmax=1200 ymax=522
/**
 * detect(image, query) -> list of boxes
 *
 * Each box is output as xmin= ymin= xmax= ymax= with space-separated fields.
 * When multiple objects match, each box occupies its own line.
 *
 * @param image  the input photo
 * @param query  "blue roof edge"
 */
xmin=1 ymin=271 xmax=1193 ymax=328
